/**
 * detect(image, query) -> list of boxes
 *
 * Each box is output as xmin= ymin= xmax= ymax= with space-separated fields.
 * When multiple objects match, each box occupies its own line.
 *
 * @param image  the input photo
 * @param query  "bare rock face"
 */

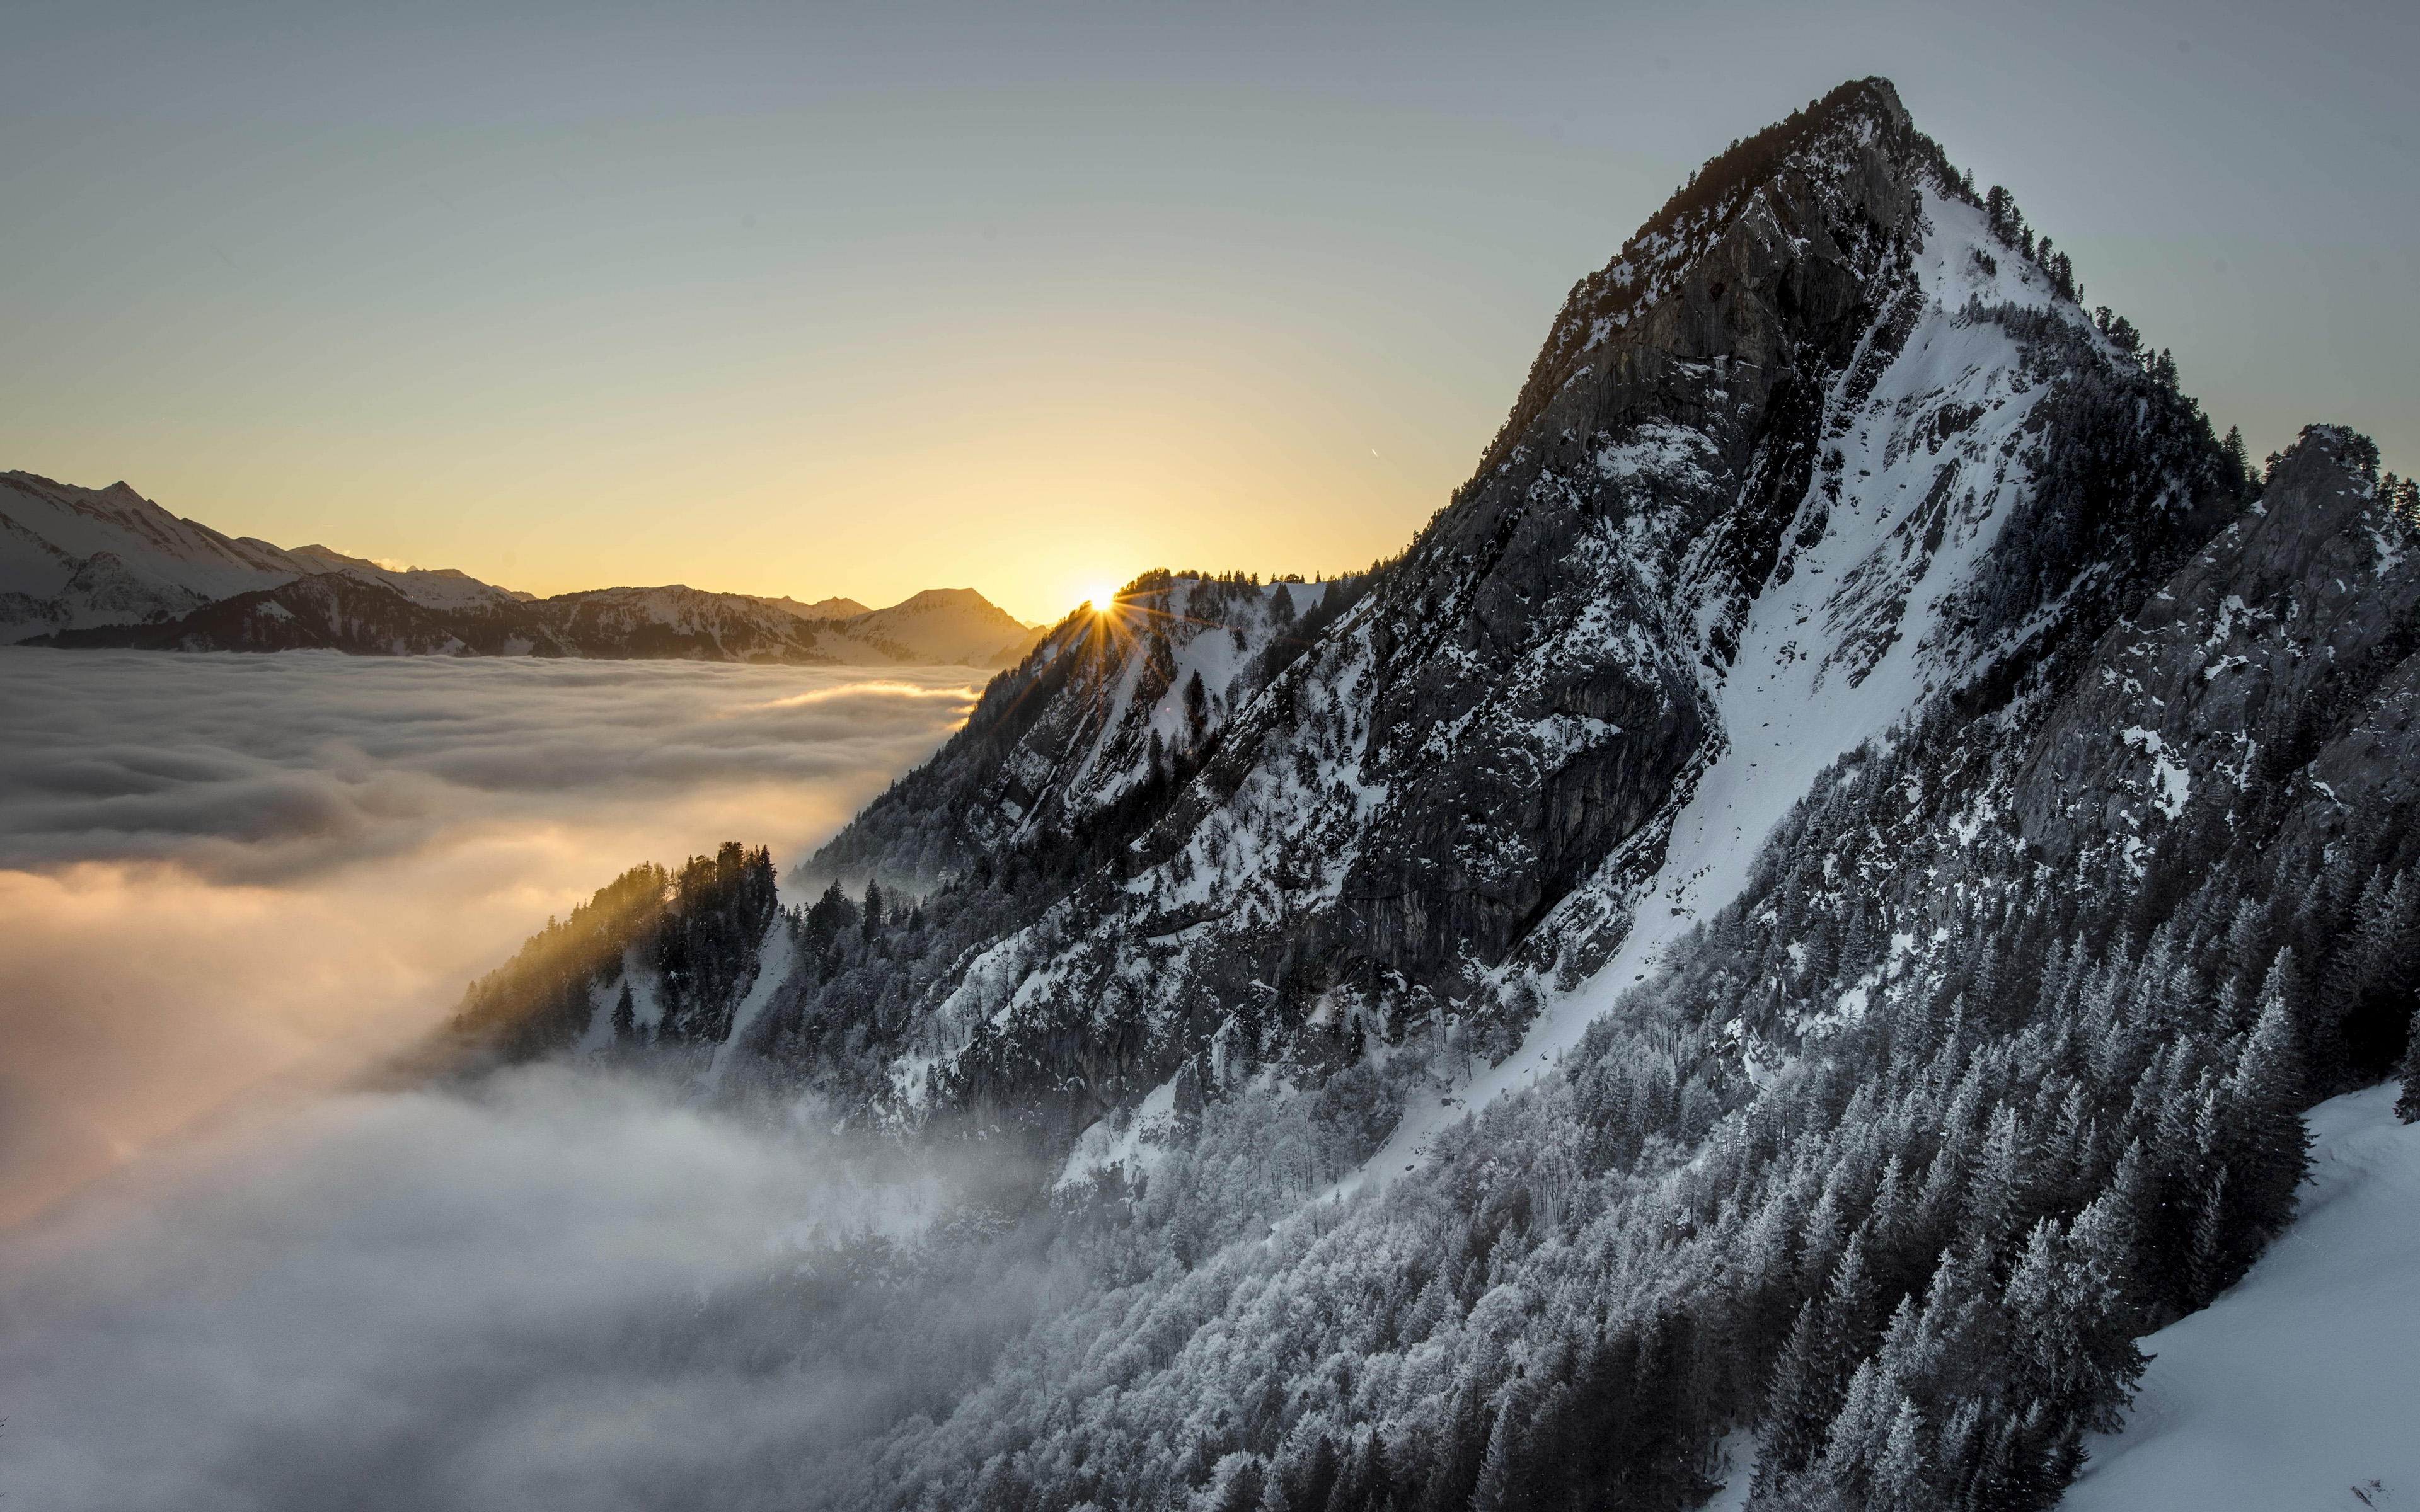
xmin=2015 ymin=427 xmax=2420 ymax=856
xmin=1330 ymin=82 xmax=1941 ymax=981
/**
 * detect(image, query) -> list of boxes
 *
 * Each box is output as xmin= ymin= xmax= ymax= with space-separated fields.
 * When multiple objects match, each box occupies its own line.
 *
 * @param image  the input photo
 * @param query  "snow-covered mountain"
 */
xmin=511 ymin=585 xmax=1042 ymax=666
xmin=0 ymin=471 xmax=527 ymax=642
xmin=750 ymin=593 xmax=873 ymax=621
xmin=435 ymin=78 xmax=2420 ymax=1512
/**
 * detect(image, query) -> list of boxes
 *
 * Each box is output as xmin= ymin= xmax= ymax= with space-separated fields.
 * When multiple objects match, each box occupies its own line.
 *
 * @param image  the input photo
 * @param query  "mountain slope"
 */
xmin=758 ymin=77 xmax=2218 ymax=1139
xmin=438 ymin=79 xmax=2419 ymax=1512
xmin=749 ymin=593 xmax=872 ymax=620
xmin=841 ymin=587 xmax=1045 ymax=666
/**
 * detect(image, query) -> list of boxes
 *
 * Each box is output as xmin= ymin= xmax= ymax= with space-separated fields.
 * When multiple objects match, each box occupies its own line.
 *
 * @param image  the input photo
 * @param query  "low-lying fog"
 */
xmin=0 ymin=648 xmax=976 ymax=1225
xmin=0 ymin=648 xmax=987 ymax=1508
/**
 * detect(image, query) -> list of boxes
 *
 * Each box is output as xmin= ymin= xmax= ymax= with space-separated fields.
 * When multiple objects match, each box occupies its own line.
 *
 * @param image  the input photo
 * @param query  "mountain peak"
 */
xmin=865 ymin=587 xmax=1016 ymax=619
xmin=843 ymin=587 xmax=1043 ymax=664
xmin=1470 ymin=77 xmax=1963 ymax=488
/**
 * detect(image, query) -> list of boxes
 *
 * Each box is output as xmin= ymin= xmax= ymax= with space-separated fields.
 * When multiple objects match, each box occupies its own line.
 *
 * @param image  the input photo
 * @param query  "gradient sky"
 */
xmin=4 ymin=1 xmax=2412 ymax=624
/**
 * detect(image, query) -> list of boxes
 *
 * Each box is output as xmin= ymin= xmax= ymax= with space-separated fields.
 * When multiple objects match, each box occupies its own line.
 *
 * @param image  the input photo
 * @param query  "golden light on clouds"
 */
xmin=0 ymin=655 xmax=981 ymax=1231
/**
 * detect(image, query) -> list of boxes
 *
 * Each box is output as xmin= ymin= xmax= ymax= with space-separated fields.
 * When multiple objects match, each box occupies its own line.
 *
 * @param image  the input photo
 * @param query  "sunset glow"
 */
xmin=4 ymin=11 xmax=2406 ymax=624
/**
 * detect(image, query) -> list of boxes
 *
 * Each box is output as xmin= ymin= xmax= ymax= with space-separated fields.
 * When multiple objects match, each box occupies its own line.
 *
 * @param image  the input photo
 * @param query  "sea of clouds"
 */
xmin=0 ymin=648 xmax=989 ymax=1508
xmin=0 ymin=646 xmax=980 ymax=883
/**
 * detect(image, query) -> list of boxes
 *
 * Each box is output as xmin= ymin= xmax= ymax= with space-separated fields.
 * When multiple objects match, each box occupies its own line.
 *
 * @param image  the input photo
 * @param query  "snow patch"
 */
xmin=1056 ymin=1075 xmax=1184 ymax=1191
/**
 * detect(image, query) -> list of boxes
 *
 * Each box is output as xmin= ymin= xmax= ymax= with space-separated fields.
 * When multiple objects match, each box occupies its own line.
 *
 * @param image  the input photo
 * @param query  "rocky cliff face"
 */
xmin=2016 ymin=426 xmax=2420 ymax=864
xmin=1310 ymin=84 xmax=1942 ymax=982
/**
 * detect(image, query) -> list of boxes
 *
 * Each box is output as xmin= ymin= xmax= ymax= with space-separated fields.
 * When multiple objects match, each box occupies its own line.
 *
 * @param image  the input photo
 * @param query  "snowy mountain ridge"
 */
xmin=434 ymin=77 xmax=2420 ymax=1512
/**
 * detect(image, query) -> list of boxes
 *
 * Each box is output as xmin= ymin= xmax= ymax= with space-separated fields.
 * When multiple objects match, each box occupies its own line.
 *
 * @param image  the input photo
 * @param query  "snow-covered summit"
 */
xmin=837 ymin=586 xmax=1044 ymax=667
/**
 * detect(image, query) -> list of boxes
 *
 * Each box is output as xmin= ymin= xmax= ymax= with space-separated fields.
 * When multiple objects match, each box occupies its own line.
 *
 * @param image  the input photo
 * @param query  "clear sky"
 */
xmin=4 ymin=1 xmax=2412 ymax=624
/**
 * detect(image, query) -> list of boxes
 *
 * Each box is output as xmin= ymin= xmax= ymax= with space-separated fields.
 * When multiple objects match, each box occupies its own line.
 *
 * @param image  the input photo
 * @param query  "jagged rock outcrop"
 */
xmin=1321 ymin=82 xmax=1942 ymax=978
xmin=2017 ymin=425 xmax=2420 ymax=859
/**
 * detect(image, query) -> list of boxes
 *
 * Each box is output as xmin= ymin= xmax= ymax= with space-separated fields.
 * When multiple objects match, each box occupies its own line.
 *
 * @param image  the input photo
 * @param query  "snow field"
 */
xmin=2062 ymin=1085 xmax=2420 ymax=1512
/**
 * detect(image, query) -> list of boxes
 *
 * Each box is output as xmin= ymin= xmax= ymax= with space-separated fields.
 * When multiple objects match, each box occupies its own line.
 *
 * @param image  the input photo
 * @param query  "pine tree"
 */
xmin=1874 ymin=1394 xmax=1929 ymax=1511
xmin=2186 ymin=1164 xmax=2230 ymax=1307
xmin=1185 ymin=670 xmax=1211 ymax=743
xmin=1466 ymin=1399 xmax=1518 ymax=1512
xmin=609 ymin=980 xmax=637 ymax=1044
xmin=2220 ymin=426 xmax=2250 ymax=491
xmin=1757 ymin=1302 xmax=1833 ymax=1477
xmin=2344 ymin=871 xmax=2420 ymax=1077
xmin=1402 ymin=1269 xmax=1456 ymax=1344
xmin=1961 ymin=1102 xmax=2026 ymax=1258
xmin=1212 ymin=1457 xmax=1265 ymax=1512
xmin=2226 ymin=958 xmax=2311 ymax=1235
xmin=1985 ymin=185 xmax=2013 ymax=239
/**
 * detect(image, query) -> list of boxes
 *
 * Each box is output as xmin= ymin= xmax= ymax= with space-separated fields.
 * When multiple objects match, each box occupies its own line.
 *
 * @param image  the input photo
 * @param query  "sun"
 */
xmin=1081 ymin=581 xmax=1117 ymax=614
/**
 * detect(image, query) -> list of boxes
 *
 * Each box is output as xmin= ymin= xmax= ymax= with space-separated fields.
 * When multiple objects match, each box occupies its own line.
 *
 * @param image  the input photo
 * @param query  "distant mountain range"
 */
xmin=0 ymin=471 xmax=1042 ymax=666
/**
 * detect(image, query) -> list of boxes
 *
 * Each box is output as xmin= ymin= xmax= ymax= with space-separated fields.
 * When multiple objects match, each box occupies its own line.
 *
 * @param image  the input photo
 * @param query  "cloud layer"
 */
xmin=0 ymin=1068 xmax=962 ymax=1512
xmin=0 ymin=649 xmax=977 ymax=881
xmin=0 ymin=648 xmax=974 ymax=1225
